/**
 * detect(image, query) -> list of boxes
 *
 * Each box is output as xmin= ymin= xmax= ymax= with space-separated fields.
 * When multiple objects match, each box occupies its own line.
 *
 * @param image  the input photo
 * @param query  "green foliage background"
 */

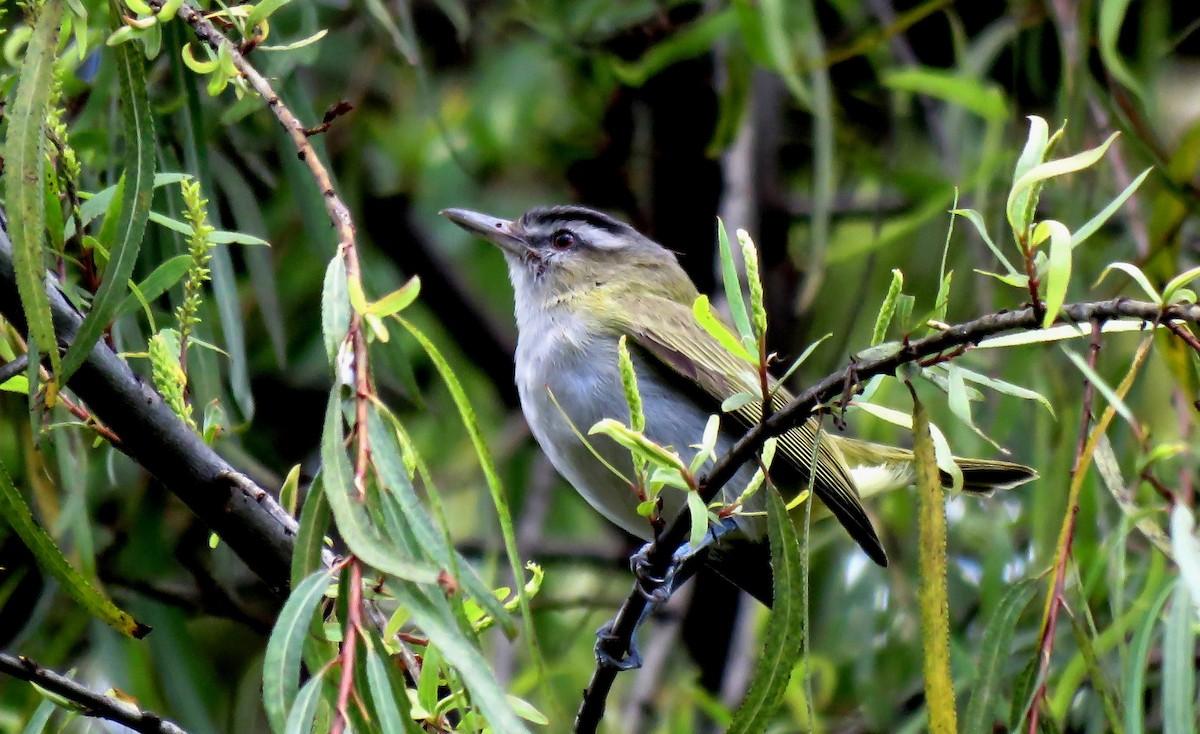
xmin=0 ymin=0 xmax=1199 ymax=732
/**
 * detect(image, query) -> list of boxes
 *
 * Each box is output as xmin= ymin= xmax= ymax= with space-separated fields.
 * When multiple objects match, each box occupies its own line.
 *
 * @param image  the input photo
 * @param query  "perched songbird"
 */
xmin=442 ymin=205 xmax=1036 ymax=667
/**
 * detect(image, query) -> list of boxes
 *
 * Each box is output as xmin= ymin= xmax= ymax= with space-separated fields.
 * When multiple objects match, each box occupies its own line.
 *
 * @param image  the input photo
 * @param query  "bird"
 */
xmin=441 ymin=204 xmax=1036 ymax=668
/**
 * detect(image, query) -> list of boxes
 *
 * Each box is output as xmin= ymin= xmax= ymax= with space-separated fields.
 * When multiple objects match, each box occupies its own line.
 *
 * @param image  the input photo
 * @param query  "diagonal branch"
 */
xmin=0 ymin=214 xmax=306 ymax=595
xmin=574 ymin=298 xmax=1200 ymax=732
xmin=0 ymin=652 xmax=187 ymax=734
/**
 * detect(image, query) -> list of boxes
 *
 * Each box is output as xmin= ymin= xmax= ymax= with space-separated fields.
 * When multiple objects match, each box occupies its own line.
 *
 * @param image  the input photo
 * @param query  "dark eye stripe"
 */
xmin=522 ymin=206 xmax=630 ymax=236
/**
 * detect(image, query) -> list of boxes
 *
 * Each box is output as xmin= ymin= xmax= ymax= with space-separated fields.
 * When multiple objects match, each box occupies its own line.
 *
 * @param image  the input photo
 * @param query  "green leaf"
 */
xmin=321 ymin=255 xmax=350 ymax=366
xmin=1062 ymin=348 xmax=1137 ymax=427
xmin=18 ymin=698 xmax=57 ymax=734
xmin=871 ymin=269 xmax=904 ymax=346
xmin=693 ymin=295 xmax=754 ymax=362
xmin=589 ymin=419 xmax=687 ymax=474
xmin=0 ymin=459 xmax=149 ymax=638
xmin=1170 ymin=504 xmax=1200 ymax=620
xmin=60 ymin=8 xmax=157 ymax=383
xmin=716 ymin=219 xmax=753 ymax=341
xmin=397 ymin=587 xmax=529 ymax=733
xmin=727 ymin=485 xmax=804 ymax=733
xmin=962 ymin=579 xmax=1037 ymax=734
xmin=320 ymin=390 xmax=438 ymax=583
xmin=882 ymin=67 xmax=1008 ymax=121
xmin=950 ymin=365 xmax=1055 ymax=418
xmin=5 ymin=0 xmax=64 ymax=378
xmin=281 ymin=667 xmax=327 ymax=734
xmin=1072 ymin=167 xmax=1151 ymax=247
xmin=1007 ymin=132 xmax=1119 ymax=236
xmin=605 ymin=8 xmax=736 ymax=87
xmin=952 ymin=209 xmax=1020 ymax=277
xmin=115 ymin=254 xmax=191 ymax=320
xmin=1036 ymin=219 xmax=1072 ymax=327
xmin=686 ymin=490 xmax=709 ymax=549
xmin=395 ymin=316 xmax=546 ymax=681
xmin=911 ymin=392 xmax=957 ymax=733
xmin=365 ymin=644 xmax=418 ymax=734
xmin=246 ymin=0 xmax=294 ymax=29
xmin=1124 ymin=580 xmax=1175 ymax=734
xmin=1099 ymin=0 xmax=1144 ymax=99
xmin=1163 ymin=582 xmax=1195 ymax=734
xmin=264 ymin=568 xmax=334 ymax=734
xmin=1094 ymin=261 xmax=1161 ymax=304
xmin=977 ymin=319 xmax=1156 ymax=349
xmin=364 ymin=276 xmax=421 ymax=317
xmin=367 ymin=407 xmax=514 ymax=636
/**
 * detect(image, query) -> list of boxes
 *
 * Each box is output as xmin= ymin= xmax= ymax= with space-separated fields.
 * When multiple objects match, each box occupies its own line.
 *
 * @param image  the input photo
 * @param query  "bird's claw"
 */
xmin=594 ymin=621 xmax=643 ymax=670
xmin=629 ymin=542 xmax=678 ymax=603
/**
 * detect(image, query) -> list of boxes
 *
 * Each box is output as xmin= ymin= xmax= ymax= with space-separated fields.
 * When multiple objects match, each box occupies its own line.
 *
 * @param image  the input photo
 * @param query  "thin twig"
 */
xmin=574 ymin=299 xmax=1200 ymax=732
xmin=138 ymin=10 xmax=375 ymax=728
xmin=1027 ymin=320 xmax=1101 ymax=734
xmin=0 ymin=653 xmax=188 ymax=734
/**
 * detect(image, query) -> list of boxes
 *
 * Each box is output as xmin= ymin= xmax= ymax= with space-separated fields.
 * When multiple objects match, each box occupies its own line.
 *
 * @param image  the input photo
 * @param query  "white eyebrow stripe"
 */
xmin=543 ymin=222 xmax=626 ymax=250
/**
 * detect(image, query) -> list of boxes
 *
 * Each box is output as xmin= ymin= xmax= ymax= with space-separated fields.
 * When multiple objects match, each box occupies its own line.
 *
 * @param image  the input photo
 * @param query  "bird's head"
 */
xmin=441 ymin=205 xmax=697 ymax=322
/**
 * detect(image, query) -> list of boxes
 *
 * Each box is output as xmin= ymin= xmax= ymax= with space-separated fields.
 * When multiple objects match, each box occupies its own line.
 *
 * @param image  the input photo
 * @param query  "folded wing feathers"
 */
xmin=625 ymin=301 xmax=887 ymax=566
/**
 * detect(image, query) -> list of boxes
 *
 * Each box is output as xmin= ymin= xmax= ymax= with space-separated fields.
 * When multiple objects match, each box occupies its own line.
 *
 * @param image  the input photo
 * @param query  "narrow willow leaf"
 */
xmin=962 ymin=578 xmax=1037 ymax=734
xmin=279 ymin=464 xmax=302 ymax=517
xmin=264 ymin=568 xmax=334 ymax=734
xmin=727 ymin=486 xmax=804 ymax=733
xmin=367 ymin=407 xmax=514 ymax=636
xmin=1036 ymin=220 xmax=1072 ymax=327
xmin=1163 ymin=582 xmax=1196 ymax=734
xmin=320 ymin=390 xmax=438 ymax=583
xmin=1005 ymin=116 xmax=1051 ymax=236
xmin=290 ymin=477 xmax=330 ymax=589
xmin=114 ymin=254 xmax=191 ymax=320
xmin=953 ymin=208 xmax=1020 ymax=276
xmin=396 ymin=316 xmax=551 ymax=669
xmin=693 ymin=295 xmax=754 ymax=362
xmin=951 ymin=365 xmax=1055 ymax=417
xmin=1162 ymin=265 xmax=1200 ymax=306
xmin=1095 ymin=261 xmax=1161 ymax=303
xmin=365 ymin=645 xmax=418 ymax=734
xmin=282 ymin=667 xmax=327 ymax=734
xmin=1011 ymin=133 xmax=1120 ymax=236
xmin=977 ymin=319 xmax=1156 ymax=349
xmin=19 ymin=697 xmax=57 ymax=734
xmin=60 ymin=11 xmax=156 ymax=383
xmin=0 ymin=460 xmax=149 ymax=638
xmin=687 ymin=490 xmax=709 ymax=549
xmin=871 ymin=269 xmax=904 ymax=346
xmin=365 ymin=276 xmax=421 ymax=317
xmin=589 ymin=419 xmax=687 ymax=473
xmin=5 ymin=0 xmax=64 ymax=378
xmin=1072 ymin=168 xmax=1151 ymax=247
xmin=321 ymin=255 xmax=350 ymax=367
xmin=1098 ymin=0 xmax=1143 ymax=99
xmin=398 ymin=588 xmax=529 ymax=734
xmin=1170 ymin=504 xmax=1200 ymax=619
xmin=1124 ymin=581 xmax=1175 ymax=734
xmin=882 ymin=67 xmax=1008 ymax=120
xmin=912 ymin=392 xmax=957 ymax=733
xmin=894 ymin=293 xmax=915 ymax=333
xmin=1062 ymin=348 xmax=1137 ymax=427
xmin=717 ymin=219 xmax=753 ymax=341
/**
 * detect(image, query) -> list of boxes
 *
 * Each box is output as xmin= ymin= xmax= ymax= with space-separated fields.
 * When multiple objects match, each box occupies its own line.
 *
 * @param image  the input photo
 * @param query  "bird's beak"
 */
xmin=440 ymin=208 xmax=530 ymax=258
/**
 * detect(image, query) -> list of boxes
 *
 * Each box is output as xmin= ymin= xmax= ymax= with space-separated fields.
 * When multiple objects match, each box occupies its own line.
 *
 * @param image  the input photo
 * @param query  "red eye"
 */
xmin=551 ymin=231 xmax=576 ymax=250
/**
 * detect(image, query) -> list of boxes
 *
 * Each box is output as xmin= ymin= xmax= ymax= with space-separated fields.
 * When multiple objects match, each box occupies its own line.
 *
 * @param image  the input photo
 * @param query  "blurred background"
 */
xmin=3 ymin=0 xmax=1200 ymax=731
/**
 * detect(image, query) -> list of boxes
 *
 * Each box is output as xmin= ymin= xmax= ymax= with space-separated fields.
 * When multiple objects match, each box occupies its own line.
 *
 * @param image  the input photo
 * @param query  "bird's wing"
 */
xmin=621 ymin=297 xmax=887 ymax=566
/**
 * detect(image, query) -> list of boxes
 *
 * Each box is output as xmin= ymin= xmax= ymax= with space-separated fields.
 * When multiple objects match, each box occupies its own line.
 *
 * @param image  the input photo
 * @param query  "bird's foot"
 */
xmin=629 ymin=517 xmax=741 ymax=602
xmin=594 ymin=620 xmax=643 ymax=670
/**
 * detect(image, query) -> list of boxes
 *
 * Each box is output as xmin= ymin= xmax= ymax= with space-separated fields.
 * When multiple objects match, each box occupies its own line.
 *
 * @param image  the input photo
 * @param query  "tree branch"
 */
xmin=574 ymin=298 xmax=1200 ymax=732
xmin=0 ymin=653 xmax=187 ymax=734
xmin=0 ymin=214 xmax=306 ymax=595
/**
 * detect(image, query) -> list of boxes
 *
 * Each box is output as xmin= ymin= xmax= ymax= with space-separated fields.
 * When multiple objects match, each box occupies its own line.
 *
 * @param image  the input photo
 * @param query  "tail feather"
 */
xmin=952 ymin=458 xmax=1038 ymax=495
